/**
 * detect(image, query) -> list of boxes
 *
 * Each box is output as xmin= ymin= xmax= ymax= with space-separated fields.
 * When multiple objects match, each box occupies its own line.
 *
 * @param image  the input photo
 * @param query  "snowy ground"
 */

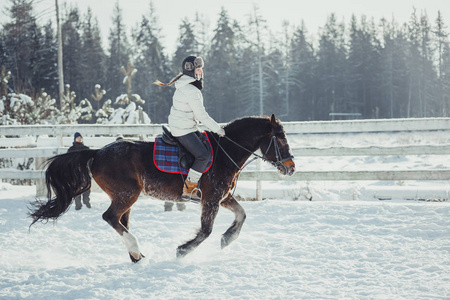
xmin=1 ymin=129 xmax=450 ymax=299
xmin=0 ymin=182 xmax=449 ymax=299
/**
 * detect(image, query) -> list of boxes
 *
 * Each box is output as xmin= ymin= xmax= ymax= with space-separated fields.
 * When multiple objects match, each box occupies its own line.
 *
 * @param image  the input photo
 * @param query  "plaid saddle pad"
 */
xmin=153 ymin=133 xmax=213 ymax=175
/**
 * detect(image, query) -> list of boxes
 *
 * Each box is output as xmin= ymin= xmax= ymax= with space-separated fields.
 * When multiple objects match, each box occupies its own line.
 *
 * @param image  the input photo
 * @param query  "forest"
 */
xmin=0 ymin=0 xmax=449 ymax=124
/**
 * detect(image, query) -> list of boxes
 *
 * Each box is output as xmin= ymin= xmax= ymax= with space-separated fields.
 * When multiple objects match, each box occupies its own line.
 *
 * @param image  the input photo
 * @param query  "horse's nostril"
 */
xmin=290 ymin=167 xmax=295 ymax=175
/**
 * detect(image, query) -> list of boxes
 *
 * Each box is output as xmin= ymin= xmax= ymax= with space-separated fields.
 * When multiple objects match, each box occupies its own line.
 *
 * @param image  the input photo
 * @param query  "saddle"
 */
xmin=153 ymin=125 xmax=213 ymax=175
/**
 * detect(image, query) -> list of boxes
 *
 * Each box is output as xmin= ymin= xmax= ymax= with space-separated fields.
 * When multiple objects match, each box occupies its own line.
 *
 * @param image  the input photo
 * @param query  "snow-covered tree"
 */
xmin=95 ymin=99 xmax=114 ymax=124
xmin=56 ymin=84 xmax=93 ymax=124
xmin=28 ymin=89 xmax=59 ymax=123
xmin=109 ymin=101 xmax=150 ymax=124
xmin=110 ymin=64 xmax=151 ymax=124
xmin=0 ymin=93 xmax=34 ymax=125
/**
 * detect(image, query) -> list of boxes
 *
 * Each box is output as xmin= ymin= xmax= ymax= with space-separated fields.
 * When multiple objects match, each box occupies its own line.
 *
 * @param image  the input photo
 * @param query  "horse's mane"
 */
xmin=223 ymin=115 xmax=283 ymax=138
xmin=224 ymin=115 xmax=272 ymax=133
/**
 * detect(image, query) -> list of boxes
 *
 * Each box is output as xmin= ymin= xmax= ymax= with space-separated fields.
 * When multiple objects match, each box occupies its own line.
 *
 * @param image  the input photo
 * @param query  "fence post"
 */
xmin=35 ymin=157 xmax=46 ymax=198
xmin=256 ymin=159 xmax=262 ymax=201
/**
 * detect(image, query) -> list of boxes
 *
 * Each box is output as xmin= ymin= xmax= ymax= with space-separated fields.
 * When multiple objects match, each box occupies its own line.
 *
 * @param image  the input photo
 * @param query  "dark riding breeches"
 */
xmin=176 ymin=132 xmax=211 ymax=173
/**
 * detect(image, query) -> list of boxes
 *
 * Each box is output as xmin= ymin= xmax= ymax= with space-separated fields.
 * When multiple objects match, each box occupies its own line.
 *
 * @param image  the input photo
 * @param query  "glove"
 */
xmin=217 ymin=128 xmax=225 ymax=137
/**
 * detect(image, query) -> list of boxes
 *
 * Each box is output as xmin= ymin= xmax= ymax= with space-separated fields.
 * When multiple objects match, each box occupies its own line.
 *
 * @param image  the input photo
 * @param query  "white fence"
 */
xmin=1 ymin=118 xmax=450 ymax=184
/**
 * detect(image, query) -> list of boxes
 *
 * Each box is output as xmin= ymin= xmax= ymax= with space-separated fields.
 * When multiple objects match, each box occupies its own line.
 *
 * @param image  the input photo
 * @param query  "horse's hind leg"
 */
xmin=102 ymin=193 xmax=144 ymax=263
xmin=177 ymin=201 xmax=219 ymax=258
xmin=120 ymin=209 xmax=131 ymax=230
xmin=220 ymin=195 xmax=246 ymax=249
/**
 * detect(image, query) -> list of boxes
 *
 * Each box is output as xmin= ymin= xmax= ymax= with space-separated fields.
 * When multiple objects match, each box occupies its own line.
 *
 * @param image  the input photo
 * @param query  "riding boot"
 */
xmin=181 ymin=180 xmax=202 ymax=203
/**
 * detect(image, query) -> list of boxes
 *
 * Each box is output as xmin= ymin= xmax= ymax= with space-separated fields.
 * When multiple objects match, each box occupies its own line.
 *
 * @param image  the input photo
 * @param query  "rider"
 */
xmin=155 ymin=56 xmax=225 ymax=202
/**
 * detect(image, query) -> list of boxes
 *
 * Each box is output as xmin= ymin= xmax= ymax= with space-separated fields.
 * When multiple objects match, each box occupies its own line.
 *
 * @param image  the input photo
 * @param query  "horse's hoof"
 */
xmin=221 ymin=234 xmax=236 ymax=249
xmin=129 ymin=252 xmax=145 ymax=263
xmin=221 ymin=236 xmax=229 ymax=249
xmin=176 ymin=247 xmax=188 ymax=258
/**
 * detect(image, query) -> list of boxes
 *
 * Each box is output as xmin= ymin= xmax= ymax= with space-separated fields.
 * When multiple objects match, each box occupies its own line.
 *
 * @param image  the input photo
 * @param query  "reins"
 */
xmin=210 ymin=133 xmax=294 ymax=197
xmin=213 ymin=134 xmax=293 ymax=170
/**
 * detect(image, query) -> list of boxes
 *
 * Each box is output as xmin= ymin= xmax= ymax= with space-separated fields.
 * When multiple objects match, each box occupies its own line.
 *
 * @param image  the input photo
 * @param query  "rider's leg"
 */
xmin=177 ymin=132 xmax=211 ymax=202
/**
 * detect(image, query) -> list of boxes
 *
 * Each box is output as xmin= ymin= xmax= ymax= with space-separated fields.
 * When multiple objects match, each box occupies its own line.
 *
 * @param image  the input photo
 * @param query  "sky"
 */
xmin=1 ymin=0 xmax=449 ymax=54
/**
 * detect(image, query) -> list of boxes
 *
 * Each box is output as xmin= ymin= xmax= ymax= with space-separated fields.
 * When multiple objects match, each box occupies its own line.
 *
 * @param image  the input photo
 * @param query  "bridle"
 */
xmin=263 ymin=135 xmax=295 ymax=171
xmin=211 ymin=134 xmax=294 ymax=174
xmin=207 ymin=133 xmax=294 ymax=199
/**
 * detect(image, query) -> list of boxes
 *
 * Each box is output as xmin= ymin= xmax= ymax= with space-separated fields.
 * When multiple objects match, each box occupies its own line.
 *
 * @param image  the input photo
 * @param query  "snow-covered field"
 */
xmin=0 ymin=182 xmax=449 ymax=299
xmin=1 ymin=129 xmax=450 ymax=299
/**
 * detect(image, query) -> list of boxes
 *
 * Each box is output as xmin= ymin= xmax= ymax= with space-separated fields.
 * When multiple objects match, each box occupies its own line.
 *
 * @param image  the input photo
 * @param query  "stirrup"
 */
xmin=181 ymin=187 xmax=202 ymax=204
xmin=190 ymin=187 xmax=202 ymax=204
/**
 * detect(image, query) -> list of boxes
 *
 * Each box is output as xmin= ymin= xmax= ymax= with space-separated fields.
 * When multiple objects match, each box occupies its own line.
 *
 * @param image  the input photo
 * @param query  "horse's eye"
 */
xmin=279 ymin=138 xmax=287 ymax=145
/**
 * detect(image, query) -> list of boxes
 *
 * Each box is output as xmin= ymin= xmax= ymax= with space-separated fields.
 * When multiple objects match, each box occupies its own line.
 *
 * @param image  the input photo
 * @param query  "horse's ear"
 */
xmin=270 ymin=114 xmax=276 ymax=126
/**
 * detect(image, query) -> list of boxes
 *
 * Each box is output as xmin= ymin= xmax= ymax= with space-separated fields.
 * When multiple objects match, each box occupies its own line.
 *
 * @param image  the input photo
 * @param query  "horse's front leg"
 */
xmin=220 ymin=195 xmax=246 ymax=249
xmin=177 ymin=201 xmax=219 ymax=258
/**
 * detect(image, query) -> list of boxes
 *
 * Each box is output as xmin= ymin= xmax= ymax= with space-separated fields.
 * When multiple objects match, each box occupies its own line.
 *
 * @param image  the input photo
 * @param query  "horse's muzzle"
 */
xmin=278 ymin=159 xmax=296 ymax=176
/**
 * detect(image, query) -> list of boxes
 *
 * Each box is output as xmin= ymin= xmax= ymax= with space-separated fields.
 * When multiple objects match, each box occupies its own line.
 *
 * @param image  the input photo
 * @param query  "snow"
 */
xmin=8 ymin=93 xmax=34 ymax=111
xmin=0 ymin=184 xmax=449 ymax=299
xmin=0 ymin=183 xmax=450 ymax=299
xmin=0 ymin=131 xmax=449 ymax=298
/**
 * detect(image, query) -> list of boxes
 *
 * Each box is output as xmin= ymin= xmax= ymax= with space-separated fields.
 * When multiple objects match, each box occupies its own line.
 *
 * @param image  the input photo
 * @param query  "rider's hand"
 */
xmin=218 ymin=128 xmax=225 ymax=137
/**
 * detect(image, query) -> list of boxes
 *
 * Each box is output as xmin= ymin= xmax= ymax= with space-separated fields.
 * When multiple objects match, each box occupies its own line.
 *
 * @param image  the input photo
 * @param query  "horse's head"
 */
xmin=259 ymin=114 xmax=296 ymax=176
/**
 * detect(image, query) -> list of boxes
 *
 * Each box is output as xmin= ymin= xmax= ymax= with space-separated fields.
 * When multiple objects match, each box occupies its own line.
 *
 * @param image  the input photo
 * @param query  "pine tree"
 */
xmin=61 ymin=6 xmax=83 ymax=103
xmin=205 ymin=7 xmax=238 ymax=121
xmin=406 ymin=8 xmax=424 ymax=117
xmin=3 ymin=0 xmax=37 ymax=94
xmin=132 ymin=1 xmax=171 ymax=123
xmin=235 ymin=5 xmax=270 ymax=119
xmin=442 ymin=41 xmax=450 ymax=117
xmin=80 ymin=8 xmax=106 ymax=105
xmin=288 ymin=22 xmax=316 ymax=121
xmin=433 ymin=11 xmax=449 ymax=116
xmin=172 ymin=18 xmax=199 ymax=74
xmin=379 ymin=17 xmax=408 ymax=118
xmin=348 ymin=15 xmax=381 ymax=118
xmin=0 ymin=31 xmax=7 ymax=70
xmin=106 ymin=1 xmax=130 ymax=103
xmin=194 ymin=12 xmax=211 ymax=55
xmin=316 ymin=14 xmax=348 ymax=120
xmin=420 ymin=12 xmax=439 ymax=117
xmin=264 ymin=47 xmax=285 ymax=118
xmin=38 ymin=21 xmax=58 ymax=98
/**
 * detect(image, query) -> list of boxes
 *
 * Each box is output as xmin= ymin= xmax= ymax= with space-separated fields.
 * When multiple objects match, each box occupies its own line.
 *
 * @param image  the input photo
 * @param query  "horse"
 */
xmin=29 ymin=114 xmax=296 ymax=263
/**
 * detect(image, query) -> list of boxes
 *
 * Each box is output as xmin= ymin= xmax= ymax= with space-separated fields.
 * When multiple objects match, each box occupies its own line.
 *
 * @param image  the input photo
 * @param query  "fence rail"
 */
xmin=2 ymin=117 xmax=450 ymax=137
xmin=1 ymin=118 xmax=450 ymax=184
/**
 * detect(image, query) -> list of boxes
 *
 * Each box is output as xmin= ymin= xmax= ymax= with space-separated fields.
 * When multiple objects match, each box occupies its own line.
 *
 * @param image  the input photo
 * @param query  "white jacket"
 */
xmin=168 ymin=75 xmax=221 ymax=137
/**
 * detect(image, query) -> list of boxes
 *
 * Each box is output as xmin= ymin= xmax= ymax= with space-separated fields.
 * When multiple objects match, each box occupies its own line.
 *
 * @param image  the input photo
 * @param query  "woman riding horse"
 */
xmin=29 ymin=114 xmax=295 ymax=263
xmin=155 ymin=56 xmax=225 ymax=203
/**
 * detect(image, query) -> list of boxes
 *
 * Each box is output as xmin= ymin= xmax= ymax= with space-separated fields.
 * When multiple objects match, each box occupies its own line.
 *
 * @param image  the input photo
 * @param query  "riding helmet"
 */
xmin=182 ymin=56 xmax=204 ymax=78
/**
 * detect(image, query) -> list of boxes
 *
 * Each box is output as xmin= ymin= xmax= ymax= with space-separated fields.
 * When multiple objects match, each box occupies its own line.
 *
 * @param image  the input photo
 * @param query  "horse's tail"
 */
xmin=29 ymin=149 xmax=98 ymax=226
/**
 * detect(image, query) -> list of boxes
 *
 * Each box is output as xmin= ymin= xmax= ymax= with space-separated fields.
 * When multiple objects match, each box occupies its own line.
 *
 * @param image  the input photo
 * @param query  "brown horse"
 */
xmin=29 ymin=114 xmax=296 ymax=262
